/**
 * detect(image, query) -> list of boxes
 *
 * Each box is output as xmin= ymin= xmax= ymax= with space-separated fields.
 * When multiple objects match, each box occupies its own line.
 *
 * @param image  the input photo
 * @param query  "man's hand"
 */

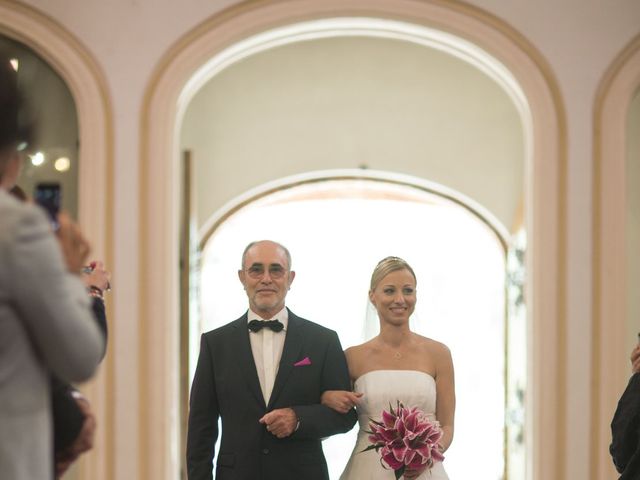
xmin=259 ymin=408 xmax=297 ymax=438
xmin=56 ymin=212 xmax=90 ymax=275
xmin=54 ymin=395 xmax=96 ymax=478
xmin=631 ymin=344 xmax=640 ymax=374
xmin=82 ymin=260 xmax=111 ymax=292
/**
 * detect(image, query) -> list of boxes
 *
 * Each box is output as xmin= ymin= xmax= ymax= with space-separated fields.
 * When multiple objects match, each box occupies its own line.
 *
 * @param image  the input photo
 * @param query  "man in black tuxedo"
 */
xmin=611 ymin=344 xmax=640 ymax=479
xmin=187 ymin=240 xmax=357 ymax=480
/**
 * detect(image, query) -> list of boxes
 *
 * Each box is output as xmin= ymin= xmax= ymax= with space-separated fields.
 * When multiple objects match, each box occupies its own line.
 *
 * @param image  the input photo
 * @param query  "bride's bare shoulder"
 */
xmin=345 ymin=339 xmax=378 ymax=366
xmin=414 ymin=334 xmax=451 ymax=356
xmin=346 ymin=339 xmax=375 ymax=357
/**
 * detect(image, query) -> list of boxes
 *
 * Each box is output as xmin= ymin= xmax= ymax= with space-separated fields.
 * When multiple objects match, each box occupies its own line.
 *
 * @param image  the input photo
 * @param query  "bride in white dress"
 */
xmin=322 ymin=257 xmax=455 ymax=480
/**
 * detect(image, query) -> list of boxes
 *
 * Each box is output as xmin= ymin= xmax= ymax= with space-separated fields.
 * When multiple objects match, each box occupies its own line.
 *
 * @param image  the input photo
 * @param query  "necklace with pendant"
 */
xmin=394 ymin=351 xmax=402 ymax=360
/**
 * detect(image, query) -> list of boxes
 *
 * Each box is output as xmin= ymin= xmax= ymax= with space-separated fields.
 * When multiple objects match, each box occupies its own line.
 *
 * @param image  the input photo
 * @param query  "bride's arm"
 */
xmin=321 ymin=347 xmax=365 ymax=414
xmin=434 ymin=343 xmax=456 ymax=452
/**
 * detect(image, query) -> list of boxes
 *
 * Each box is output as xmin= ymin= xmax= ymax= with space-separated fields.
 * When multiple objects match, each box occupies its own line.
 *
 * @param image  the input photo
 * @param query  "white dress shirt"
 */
xmin=247 ymin=307 xmax=288 ymax=403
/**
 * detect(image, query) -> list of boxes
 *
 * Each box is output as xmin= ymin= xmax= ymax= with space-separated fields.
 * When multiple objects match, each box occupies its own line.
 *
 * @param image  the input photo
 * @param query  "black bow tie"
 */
xmin=247 ymin=319 xmax=284 ymax=333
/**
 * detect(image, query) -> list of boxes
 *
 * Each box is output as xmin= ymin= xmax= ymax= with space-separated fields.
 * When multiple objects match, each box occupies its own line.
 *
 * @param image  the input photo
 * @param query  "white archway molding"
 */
xmin=0 ymin=2 xmax=113 ymax=479
xmin=592 ymin=34 xmax=640 ymax=480
xmin=177 ymin=17 xmax=531 ymax=130
xmin=0 ymin=1 xmax=112 ymax=252
xmin=198 ymin=168 xmax=512 ymax=251
xmin=141 ymin=1 xmax=566 ymax=479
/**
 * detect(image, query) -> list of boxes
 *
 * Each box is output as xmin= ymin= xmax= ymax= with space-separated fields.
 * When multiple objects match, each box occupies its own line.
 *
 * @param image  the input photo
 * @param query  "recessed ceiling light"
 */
xmin=30 ymin=152 xmax=45 ymax=166
xmin=54 ymin=156 xmax=71 ymax=172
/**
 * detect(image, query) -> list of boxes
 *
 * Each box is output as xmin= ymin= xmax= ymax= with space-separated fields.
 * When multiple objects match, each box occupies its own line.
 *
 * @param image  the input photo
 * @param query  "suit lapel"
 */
xmin=267 ymin=310 xmax=304 ymax=410
xmin=231 ymin=315 xmax=266 ymax=409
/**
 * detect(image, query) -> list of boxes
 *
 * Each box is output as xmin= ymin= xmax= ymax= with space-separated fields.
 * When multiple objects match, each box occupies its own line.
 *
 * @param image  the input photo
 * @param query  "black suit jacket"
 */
xmin=186 ymin=309 xmax=357 ymax=480
xmin=611 ymin=373 xmax=640 ymax=479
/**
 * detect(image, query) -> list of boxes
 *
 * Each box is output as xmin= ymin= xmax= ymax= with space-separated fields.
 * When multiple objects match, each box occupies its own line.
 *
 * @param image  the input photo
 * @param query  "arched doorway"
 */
xmin=194 ymin=172 xmax=518 ymax=479
xmin=0 ymin=35 xmax=80 ymax=217
xmin=0 ymin=4 xmax=112 ymax=479
xmin=592 ymin=33 xmax=640 ymax=480
xmin=0 ymin=2 xmax=111 ymax=249
xmin=142 ymin=2 xmax=565 ymax=479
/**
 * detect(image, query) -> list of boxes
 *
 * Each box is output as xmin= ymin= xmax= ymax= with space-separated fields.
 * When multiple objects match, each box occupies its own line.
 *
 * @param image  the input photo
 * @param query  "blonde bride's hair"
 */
xmin=369 ymin=256 xmax=417 ymax=291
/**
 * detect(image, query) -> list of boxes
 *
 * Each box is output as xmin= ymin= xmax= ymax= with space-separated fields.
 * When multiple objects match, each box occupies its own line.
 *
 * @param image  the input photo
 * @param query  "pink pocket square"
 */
xmin=294 ymin=357 xmax=312 ymax=367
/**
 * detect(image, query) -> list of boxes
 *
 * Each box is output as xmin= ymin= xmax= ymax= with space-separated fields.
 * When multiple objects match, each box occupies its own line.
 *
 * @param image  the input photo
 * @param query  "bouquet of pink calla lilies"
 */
xmin=362 ymin=401 xmax=444 ymax=480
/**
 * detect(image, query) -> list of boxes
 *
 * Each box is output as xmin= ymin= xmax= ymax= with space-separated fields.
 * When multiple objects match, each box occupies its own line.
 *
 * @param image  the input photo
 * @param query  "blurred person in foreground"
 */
xmin=9 ymin=185 xmax=111 ymax=478
xmin=610 ymin=343 xmax=640 ymax=479
xmin=0 ymin=56 xmax=104 ymax=479
xmin=52 ymin=260 xmax=110 ymax=478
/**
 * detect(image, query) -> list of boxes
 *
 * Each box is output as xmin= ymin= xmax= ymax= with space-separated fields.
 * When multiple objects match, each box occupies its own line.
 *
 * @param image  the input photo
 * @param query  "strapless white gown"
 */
xmin=339 ymin=370 xmax=449 ymax=480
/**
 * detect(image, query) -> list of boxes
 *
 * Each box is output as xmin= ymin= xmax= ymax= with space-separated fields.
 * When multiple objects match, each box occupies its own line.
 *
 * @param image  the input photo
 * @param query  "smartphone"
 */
xmin=34 ymin=182 xmax=62 ymax=230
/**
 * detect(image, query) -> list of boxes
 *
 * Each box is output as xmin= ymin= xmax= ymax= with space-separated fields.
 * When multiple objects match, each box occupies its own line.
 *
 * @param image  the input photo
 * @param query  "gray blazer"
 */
xmin=0 ymin=190 xmax=104 ymax=480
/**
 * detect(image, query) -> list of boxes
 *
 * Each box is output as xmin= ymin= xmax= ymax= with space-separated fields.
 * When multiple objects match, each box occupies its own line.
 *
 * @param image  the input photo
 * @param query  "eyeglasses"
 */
xmin=245 ymin=264 xmax=287 ymax=279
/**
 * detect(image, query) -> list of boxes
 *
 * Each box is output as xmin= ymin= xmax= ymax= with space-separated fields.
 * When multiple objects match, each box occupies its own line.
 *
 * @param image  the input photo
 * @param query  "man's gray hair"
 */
xmin=241 ymin=240 xmax=292 ymax=270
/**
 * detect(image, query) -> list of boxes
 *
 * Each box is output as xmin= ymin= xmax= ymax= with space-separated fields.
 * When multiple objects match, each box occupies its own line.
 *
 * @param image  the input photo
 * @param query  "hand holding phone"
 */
xmin=55 ymin=212 xmax=91 ymax=275
xmin=81 ymin=261 xmax=111 ymax=293
xmin=34 ymin=182 xmax=61 ymax=230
